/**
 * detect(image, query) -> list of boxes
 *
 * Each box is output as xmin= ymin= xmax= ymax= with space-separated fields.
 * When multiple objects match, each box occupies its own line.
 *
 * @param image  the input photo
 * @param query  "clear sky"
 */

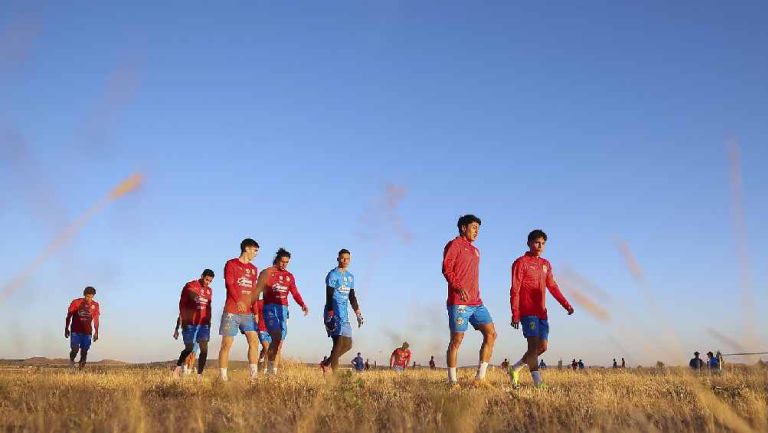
xmin=1 ymin=1 xmax=766 ymax=367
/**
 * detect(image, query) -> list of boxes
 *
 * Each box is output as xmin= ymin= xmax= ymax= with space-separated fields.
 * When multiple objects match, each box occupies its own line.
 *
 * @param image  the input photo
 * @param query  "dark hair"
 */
xmin=457 ymin=214 xmax=481 ymax=232
xmin=273 ymin=248 xmax=291 ymax=265
xmin=202 ymin=269 xmax=215 ymax=278
xmin=338 ymin=248 xmax=351 ymax=257
xmin=240 ymin=238 xmax=259 ymax=253
xmin=527 ymin=229 xmax=547 ymax=243
xmin=83 ymin=286 xmax=96 ymax=296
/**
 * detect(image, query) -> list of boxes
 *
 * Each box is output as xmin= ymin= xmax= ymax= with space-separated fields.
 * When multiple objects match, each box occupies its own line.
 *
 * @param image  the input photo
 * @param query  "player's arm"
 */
xmin=349 ymin=289 xmax=364 ymax=327
xmin=224 ymin=261 xmax=247 ymax=312
xmin=289 ymin=280 xmax=309 ymax=316
xmin=389 ymin=352 xmax=396 ymax=368
xmin=405 ymin=352 xmax=412 ymax=369
xmin=93 ymin=306 xmax=100 ymax=341
xmin=442 ymin=241 xmax=467 ymax=302
xmin=64 ymin=301 xmax=76 ymax=338
xmin=173 ymin=316 xmax=181 ymax=339
xmin=510 ymin=260 xmax=523 ymax=328
xmin=545 ymin=264 xmax=574 ymax=315
xmin=243 ymin=269 xmax=270 ymax=316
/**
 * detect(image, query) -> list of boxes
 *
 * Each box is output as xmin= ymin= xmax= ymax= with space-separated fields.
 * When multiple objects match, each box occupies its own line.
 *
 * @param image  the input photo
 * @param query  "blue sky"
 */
xmin=1 ymin=1 xmax=766 ymax=367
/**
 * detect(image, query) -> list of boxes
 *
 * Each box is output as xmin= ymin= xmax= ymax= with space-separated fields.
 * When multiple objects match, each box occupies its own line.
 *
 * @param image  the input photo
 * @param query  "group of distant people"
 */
xmin=63 ymin=215 xmax=582 ymax=390
xmin=689 ymin=351 xmax=723 ymax=371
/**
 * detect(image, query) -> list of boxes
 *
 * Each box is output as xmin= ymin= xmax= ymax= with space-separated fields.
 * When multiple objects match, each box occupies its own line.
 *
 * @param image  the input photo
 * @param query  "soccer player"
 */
xmin=443 ymin=214 xmax=496 ymax=387
xmin=258 ymin=248 xmax=309 ymax=375
xmin=253 ymin=297 xmax=271 ymax=373
xmin=173 ymin=316 xmax=199 ymax=374
xmin=508 ymin=229 xmax=575 ymax=388
xmin=429 ymin=356 xmax=436 ymax=370
xmin=390 ymin=342 xmax=411 ymax=372
xmin=352 ymin=352 xmax=365 ymax=372
xmin=218 ymin=238 xmax=260 ymax=382
xmin=64 ymin=286 xmax=100 ymax=370
xmin=173 ymin=269 xmax=214 ymax=378
xmin=320 ymin=249 xmax=364 ymax=373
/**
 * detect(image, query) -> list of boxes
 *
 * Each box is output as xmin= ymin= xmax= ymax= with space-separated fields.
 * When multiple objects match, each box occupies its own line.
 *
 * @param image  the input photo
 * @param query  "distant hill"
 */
xmin=0 ymin=357 xmax=128 ymax=366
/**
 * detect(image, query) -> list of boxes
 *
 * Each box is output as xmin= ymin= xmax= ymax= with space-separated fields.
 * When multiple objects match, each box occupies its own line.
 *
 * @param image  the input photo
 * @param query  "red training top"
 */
xmin=442 ymin=236 xmax=482 ymax=306
xmin=390 ymin=348 xmax=412 ymax=368
xmin=223 ymin=258 xmax=258 ymax=314
xmin=178 ymin=279 xmax=212 ymax=326
xmin=510 ymin=252 xmax=572 ymax=323
xmin=263 ymin=268 xmax=306 ymax=308
xmin=66 ymin=298 xmax=100 ymax=335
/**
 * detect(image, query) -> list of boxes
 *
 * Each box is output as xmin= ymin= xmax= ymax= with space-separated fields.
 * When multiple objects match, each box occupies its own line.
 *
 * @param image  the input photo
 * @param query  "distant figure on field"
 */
xmin=429 ymin=356 xmax=436 ymax=370
xmin=173 ymin=269 xmax=214 ymax=378
xmin=707 ymin=351 xmax=720 ymax=371
xmin=65 ymin=286 xmax=100 ymax=370
xmin=558 ymin=359 xmax=563 ymax=369
xmin=571 ymin=359 xmax=577 ymax=370
xmin=621 ymin=358 xmax=626 ymax=368
xmin=352 ymin=352 xmax=365 ymax=372
xmin=613 ymin=358 xmax=618 ymax=369
xmin=689 ymin=352 xmax=704 ymax=371
xmin=539 ymin=359 xmax=547 ymax=369
xmin=500 ymin=358 xmax=509 ymax=370
xmin=390 ymin=342 xmax=412 ymax=372
xmin=365 ymin=359 xmax=370 ymax=370
xmin=715 ymin=351 xmax=724 ymax=370
xmin=508 ymin=229 xmax=574 ymax=388
xmin=578 ymin=359 xmax=585 ymax=369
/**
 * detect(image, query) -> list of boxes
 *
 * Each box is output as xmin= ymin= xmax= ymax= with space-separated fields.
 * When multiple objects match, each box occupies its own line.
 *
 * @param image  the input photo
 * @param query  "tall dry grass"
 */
xmin=0 ymin=364 xmax=765 ymax=433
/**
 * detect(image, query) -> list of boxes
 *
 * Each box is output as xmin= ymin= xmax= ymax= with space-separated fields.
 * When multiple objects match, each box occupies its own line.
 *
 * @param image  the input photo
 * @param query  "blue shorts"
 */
xmin=182 ymin=324 xmax=210 ymax=345
xmin=258 ymin=330 xmax=272 ymax=344
xmin=263 ymin=304 xmax=289 ymax=340
xmin=521 ymin=316 xmax=549 ymax=340
xmin=219 ymin=313 xmax=257 ymax=337
xmin=70 ymin=332 xmax=92 ymax=351
xmin=324 ymin=310 xmax=353 ymax=338
xmin=447 ymin=304 xmax=493 ymax=333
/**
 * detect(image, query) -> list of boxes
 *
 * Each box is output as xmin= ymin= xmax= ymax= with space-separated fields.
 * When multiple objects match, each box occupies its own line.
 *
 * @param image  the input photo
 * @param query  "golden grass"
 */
xmin=0 ymin=364 xmax=765 ymax=433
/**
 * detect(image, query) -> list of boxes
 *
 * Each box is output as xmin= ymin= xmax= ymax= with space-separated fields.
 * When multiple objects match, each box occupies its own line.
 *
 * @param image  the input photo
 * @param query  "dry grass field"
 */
xmin=0 ymin=363 xmax=766 ymax=433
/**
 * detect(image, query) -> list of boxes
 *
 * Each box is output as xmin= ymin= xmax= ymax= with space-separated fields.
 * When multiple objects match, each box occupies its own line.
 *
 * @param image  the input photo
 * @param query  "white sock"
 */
xmin=249 ymin=364 xmax=259 ymax=377
xmin=476 ymin=362 xmax=489 ymax=380
xmin=512 ymin=360 xmax=526 ymax=372
xmin=448 ymin=367 xmax=457 ymax=383
xmin=219 ymin=368 xmax=228 ymax=380
xmin=531 ymin=370 xmax=542 ymax=386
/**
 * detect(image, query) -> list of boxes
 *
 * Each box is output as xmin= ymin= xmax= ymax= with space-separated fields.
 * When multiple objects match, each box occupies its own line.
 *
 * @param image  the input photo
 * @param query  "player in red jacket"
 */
xmin=443 ymin=214 xmax=496 ymax=387
xmin=390 ymin=342 xmax=412 ymax=372
xmin=65 ymin=286 xmax=100 ymax=369
xmin=508 ymin=230 xmax=574 ymax=388
xmin=173 ymin=269 xmax=214 ymax=378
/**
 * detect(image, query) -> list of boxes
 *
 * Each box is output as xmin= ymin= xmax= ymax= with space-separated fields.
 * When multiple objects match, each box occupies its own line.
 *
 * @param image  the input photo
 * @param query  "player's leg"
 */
xmin=69 ymin=334 xmax=80 ymax=367
xmin=175 ymin=325 xmax=197 ymax=377
xmin=469 ymin=305 xmax=496 ymax=382
xmin=78 ymin=335 xmax=92 ymax=369
xmin=267 ymin=330 xmax=283 ymax=373
xmin=446 ymin=305 xmax=469 ymax=384
xmin=330 ymin=336 xmax=352 ymax=371
xmin=244 ymin=331 xmax=260 ymax=379
xmin=218 ymin=313 xmax=238 ymax=381
xmin=197 ymin=340 xmax=209 ymax=375
xmin=258 ymin=332 xmax=270 ymax=372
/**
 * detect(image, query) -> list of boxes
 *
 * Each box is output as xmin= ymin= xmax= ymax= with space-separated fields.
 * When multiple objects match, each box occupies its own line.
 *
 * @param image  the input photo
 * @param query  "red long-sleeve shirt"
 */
xmin=66 ymin=298 xmax=100 ymax=335
xmin=442 ymin=236 xmax=482 ymax=306
xmin=390 ymin=348 xmax=412 ymax=368
xmin=178 ymin=279 xmax=212 ymax=326
xmin=253 ymin=299 xmax=267 ymax=331
xmin=263 ymin=268 xmax=306 ymax=308
xmin=510 ymin=252 xmax=572 ymax=322
xmin=223 ymin=258 xmax=258 ymax=314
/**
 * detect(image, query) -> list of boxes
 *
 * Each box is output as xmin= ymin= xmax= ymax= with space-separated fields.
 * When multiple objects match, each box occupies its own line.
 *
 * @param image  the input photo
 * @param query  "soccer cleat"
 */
xmin=508 ymin=367 xmax=520 ymax=388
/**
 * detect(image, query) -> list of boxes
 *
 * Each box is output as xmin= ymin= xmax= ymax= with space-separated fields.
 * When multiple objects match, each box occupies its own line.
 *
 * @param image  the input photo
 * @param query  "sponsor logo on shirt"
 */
xmin=237 ymin=276 xmax=253 ymax=287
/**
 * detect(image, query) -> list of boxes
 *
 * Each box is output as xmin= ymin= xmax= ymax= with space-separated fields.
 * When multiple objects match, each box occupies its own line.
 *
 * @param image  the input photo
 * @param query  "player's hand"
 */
xmin=566 ymin=306 xmax=574 ymax=315
xmin=302 ymin=305 xmax=309 ymax=316
xmin=511 ymin=319 xmax=519 ymax=329
xmin=93 ymin=333 xmax=99 ymax=342
xmin=173 ymin=329 xmax=179 ymax=340
xmin=64 ymin=329 xmax=70 ymax=338
xmin=236 ymin=301 xmax=247 ymax=313
xmin=356 ymin=311 xmax=364 ymax=328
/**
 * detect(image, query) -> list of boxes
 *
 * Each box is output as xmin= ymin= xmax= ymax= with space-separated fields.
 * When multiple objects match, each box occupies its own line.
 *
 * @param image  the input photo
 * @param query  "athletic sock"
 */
xmin=249 ymin=364 xmax=259 ymax=378
xmin=219 ymin=368 xmax=228 ymax=380
xmin=448 ymin=367 xmax=457 ymax=383
xmin=512 ymin=360 xmax=526 ymax=372
xmin=476 ymin=362 xmax=489 ymax=380
xmin=531 ymin=370 xmax=543 ymax=386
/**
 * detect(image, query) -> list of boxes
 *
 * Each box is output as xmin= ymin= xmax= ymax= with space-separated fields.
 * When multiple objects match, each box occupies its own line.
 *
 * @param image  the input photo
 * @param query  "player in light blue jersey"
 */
xmin=320 ymin=249 xmax=364 ymax=373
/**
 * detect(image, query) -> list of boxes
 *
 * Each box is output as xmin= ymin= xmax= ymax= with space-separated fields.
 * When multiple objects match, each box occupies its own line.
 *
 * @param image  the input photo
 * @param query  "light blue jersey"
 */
xmin=325 ymin=268 xmax=355 ymax=337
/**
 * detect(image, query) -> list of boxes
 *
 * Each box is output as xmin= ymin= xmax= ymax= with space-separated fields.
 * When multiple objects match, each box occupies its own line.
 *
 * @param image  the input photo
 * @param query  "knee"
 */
xmin=448 ymin=336 xmax=464 ymax=350
xmin=485 ymin=330 xmax=498 ymax=343
xmin=538 ymin=342 xmax=548 ymax=354
xmin=221 ymin=340 xmax=233 ymax=350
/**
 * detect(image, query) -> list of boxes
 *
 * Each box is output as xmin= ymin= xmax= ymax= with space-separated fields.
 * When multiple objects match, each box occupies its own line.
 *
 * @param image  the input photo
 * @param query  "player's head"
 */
xmin=337 ymin=249 xmax=351 ymax=269
xmin=240 ymin=238 xmax=260 ymax=261
xmin=402 ymin=341 xmax=409 ymax=350
xmin=357 ymin=352 xmax=361 ymax=356
xmin=83 ymin=286 xmax=96 ymax=301
xmin=694 ymin=351 xmax=700 ymax=357
xmin=457 ymin=214 xmax=481 ymax=241
xmin=527 ymin=229 xmax=547 ymax=256
xmin=273 ymin=248 xmax=291 ymax=270
xmin=200 ymin=268 xmax=215 ymax=286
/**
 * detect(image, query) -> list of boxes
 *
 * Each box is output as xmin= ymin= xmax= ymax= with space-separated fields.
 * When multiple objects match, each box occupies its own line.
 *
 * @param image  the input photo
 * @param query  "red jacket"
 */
xmin=510 ymin=252 xmax=571 ymax=322
xmin=66 ymin=298 xmax=100 ymax=335
xmin=223 ymin=258 xmax=258 ymax=314
xmin=178 ymin=279 xmax=212 ymax=326
xmin=442 ymin=236 xmax=482 ymax=306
